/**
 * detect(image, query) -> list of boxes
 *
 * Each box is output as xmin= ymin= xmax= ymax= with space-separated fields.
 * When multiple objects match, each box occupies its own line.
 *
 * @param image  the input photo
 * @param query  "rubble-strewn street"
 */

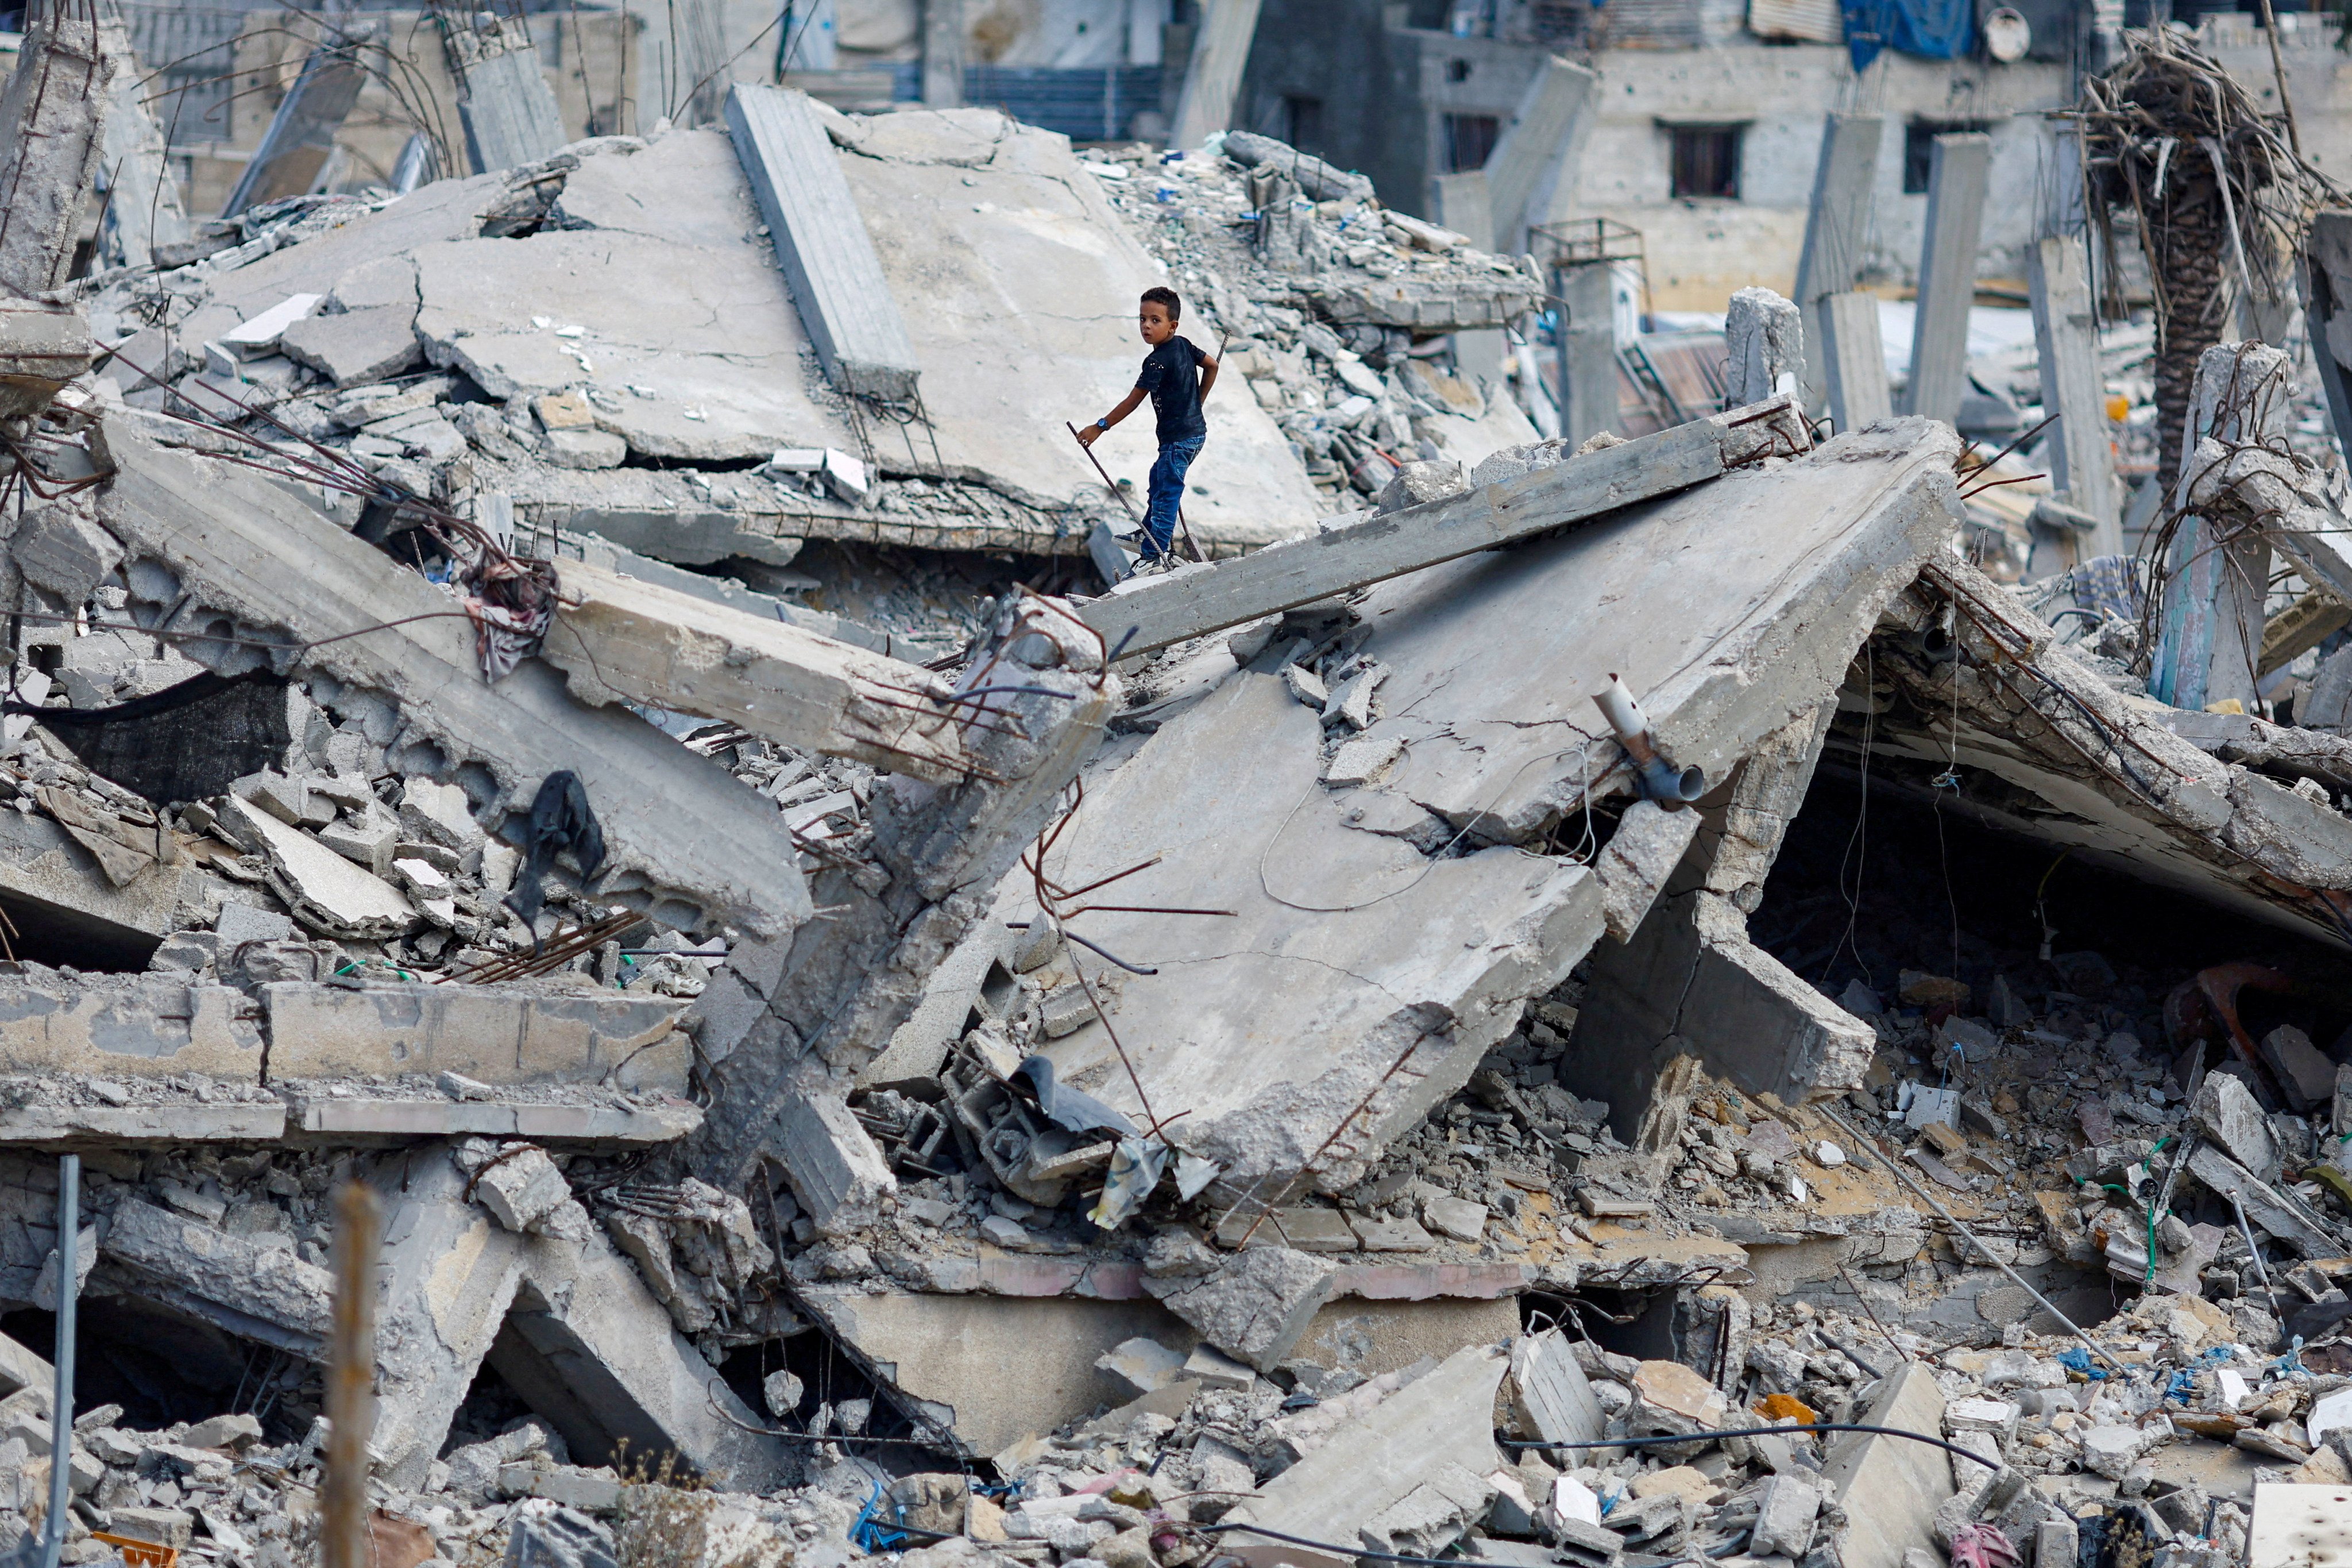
xmin=30 ymin=1 xmax=2352 ymax=1567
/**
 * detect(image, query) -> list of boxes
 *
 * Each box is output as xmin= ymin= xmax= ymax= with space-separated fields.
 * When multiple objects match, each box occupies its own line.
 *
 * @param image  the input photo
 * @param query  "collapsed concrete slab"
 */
xmin=364 ymin=1147 xmax=789 ymax=1492
xmin=0 ymin=971 xmax=263 ymax=1082
xmin=1864 ymin=556 xmax=2352 ymax=952
xmin=542 ymin=558 xmax=971 ymax=782
xmin=1014 ymin=420 xmax=1964 ymax=1202
xmin=92 ymin=416 xmax=813 ymax=938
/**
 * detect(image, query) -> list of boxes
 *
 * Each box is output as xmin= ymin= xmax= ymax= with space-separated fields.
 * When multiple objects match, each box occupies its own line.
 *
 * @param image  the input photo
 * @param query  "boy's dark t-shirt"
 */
xmin=1136 ymin=337 xmax=1210 ymax=445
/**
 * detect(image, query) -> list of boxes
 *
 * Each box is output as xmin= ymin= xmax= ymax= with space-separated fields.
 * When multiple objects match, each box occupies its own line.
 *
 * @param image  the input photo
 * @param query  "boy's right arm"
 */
xmin=1078 ymin=386 xmax=1148 ymax=446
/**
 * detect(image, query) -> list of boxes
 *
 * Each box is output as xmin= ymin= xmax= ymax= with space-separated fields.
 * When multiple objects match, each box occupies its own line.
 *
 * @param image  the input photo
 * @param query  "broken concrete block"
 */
xmin=1146 ymin=1245 xmax=1335 ymax=1373
xmin=1227 ymin=1344 xmax=1505 ymax=1552
xmin=1508 ymin=1328 xmax=1605 ymax=1446
xmin=2193 ymin=1071 xmax=2284 ymax=1184
xmin=1751 ymin=1474 xmax=1822 ymax=1558
xmin=222 ymin=295 xmax=321 ymax=358
xmin=1360 ymin=1461 xmax=1493 ymax=1557
xmin=725 ymin=86 xmax=920 ymax=400
xmin=775 ymin=1093 xmax=897 ymax=1236
xmin=103 ymin=1198 xmax=334 ymax=1355
xmin=1097 ymin=1337 xmax=1188 ymax=1395
xmin=0 ymin=971 xmax=263 ymax=1082
xmin=219 ymin=796 xmax=415 ymax=940
xmin=544 ymin=557 xmax=972 ymax=782
xmin=179 ymin=1413 xmax=262 ymax=1450
xmin=1324 ymin=733 xmax=1404 ymax=787
xmin=1821 ymin=1362 xmax=1952 ymax=1568
xmin=544 ymin=428 xmax=627 ymax=470
xmin=1376 ymin=460 xmax=1467 ymax=515
xmin=504 ymin=1503 xmax=617 ymax=1568
xmin=14 ymin=499 xmax=122 ymax=604
xmin=280 ymin=306 xmax=420 ymax=387
xmin=1183 ymin=1343 xmax=1256 ymax=1391
xmin=1422 ymin=1195 xmax=1488 ymax=1242
xmin=2266 ymin=1025 xmax=2337 ymax=1114
xmin=1596 ymin=800 xmax=1702 ymax=943
xmin=469 ymin=1144 xmax=571 ymax=1232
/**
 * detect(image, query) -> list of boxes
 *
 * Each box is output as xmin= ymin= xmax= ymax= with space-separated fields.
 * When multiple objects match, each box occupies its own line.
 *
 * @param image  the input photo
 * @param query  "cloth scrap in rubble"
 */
xmin=504 ymin=769 xmax=607 ymax=924
xmin=1013 ymin=1055 xmax=1136 ymax=1137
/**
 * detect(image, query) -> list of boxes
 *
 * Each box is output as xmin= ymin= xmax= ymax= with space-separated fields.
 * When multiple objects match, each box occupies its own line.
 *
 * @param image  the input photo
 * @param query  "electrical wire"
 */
xmin=1495 ymin=1421 xmax=2002 ymax=1469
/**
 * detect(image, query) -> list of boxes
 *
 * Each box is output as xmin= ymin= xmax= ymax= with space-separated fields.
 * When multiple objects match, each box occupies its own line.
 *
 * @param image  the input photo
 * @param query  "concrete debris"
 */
xmin=17 ymin=48 xmax=2352 ymax=1568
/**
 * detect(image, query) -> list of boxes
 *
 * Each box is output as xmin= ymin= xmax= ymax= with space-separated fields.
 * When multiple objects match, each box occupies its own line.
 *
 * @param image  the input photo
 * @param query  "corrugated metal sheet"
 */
xmin=1748 ymin=0 xmax=1845 ymax=43
xmin=1593 ymin=0 xmax=1708 ymax=48
xmin=962 ymin=66 xmax=1162 ymax=142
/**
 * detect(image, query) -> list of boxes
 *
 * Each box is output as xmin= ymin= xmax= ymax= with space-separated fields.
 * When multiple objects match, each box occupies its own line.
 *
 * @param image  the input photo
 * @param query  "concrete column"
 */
xmin=1820 ymin=289 xmax=1890 ymax=432
xmin=1555 ymin=262 xmax=1617 ymax=449
xmin=1168 ymin=0 xmax=1262 ymax=149
xmin=2152 ymin=341 xmax=2290 ymax=714
xmin=1725 ymin=286 xmax=1803 ymax=406
xmin=0 ymin=8 xmax=112 ymax=293
xmin=921 ymin=0 xmax=964 ymax=106
xmin=2029 ymin=234 xmax=2121 ymax=556
xmin=2303 ymin=211 xmax=2352 ymax=471
xmin=1903 ymin=133 xmax=1991 ymax=426
xmin=1435 ymin=172 xmax=1504 ymax=385
xmin=1561 ymin=706 xmax=1871 ymax=1151
xmin=95 ymin=17 xmax=187 ymax=271
xmin=1792 ymin=114 xmax=1883 ymax=413
xmin=1481 ymin=56 xmax=1597 ymax=256
xmin=224 ymin=26 xmax=374 ymax=215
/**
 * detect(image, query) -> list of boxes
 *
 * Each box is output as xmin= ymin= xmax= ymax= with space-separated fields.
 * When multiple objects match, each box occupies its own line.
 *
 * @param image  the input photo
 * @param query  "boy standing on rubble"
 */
xmin=1078 ymin=287 xmax=1219 ymax=564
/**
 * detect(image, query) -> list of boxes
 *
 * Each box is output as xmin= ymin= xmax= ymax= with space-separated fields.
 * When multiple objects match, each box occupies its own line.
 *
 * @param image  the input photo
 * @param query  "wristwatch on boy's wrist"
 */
xmin=1095 ymin=418 xmax=1109 ymax=431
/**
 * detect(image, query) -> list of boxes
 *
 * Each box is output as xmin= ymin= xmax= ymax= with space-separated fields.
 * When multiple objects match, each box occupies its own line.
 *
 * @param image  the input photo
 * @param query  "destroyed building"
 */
xmin=33 ymin=0 xmax=2352 ymax=1566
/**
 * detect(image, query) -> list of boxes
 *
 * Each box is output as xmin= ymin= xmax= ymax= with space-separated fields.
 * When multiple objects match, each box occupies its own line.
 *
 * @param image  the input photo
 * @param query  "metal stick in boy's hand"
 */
xmin=1076 ymin=287 xmax=1219 ymax=567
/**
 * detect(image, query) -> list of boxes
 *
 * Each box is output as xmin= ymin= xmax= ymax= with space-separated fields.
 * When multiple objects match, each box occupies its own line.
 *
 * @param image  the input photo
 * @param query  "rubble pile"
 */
xmin=1080 ymin=130 xmax=1546 ymax=497
xmin=33 ymin=13 xmax=2352 ymax=1568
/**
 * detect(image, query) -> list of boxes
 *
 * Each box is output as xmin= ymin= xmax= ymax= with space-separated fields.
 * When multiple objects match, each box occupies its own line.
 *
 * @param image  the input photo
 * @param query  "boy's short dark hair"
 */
xmin=1140 ymin=286 xmax=1181 ymax=319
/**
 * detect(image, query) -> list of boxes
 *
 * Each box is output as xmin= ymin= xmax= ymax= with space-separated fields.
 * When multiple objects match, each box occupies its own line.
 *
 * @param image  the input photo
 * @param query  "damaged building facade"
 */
xmin=28 ymin=0 xmax=2352 ymax=1565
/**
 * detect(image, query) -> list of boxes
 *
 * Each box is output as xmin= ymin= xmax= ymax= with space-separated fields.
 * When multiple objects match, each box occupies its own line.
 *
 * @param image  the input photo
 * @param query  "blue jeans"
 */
xmin=1143 ymin=435 xmax=1204 ymax=560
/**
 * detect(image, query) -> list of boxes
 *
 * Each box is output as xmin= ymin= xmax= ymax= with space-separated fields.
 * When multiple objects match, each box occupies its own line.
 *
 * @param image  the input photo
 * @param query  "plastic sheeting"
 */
xmin=1840 ymin=0 xmax=1973 ymax=70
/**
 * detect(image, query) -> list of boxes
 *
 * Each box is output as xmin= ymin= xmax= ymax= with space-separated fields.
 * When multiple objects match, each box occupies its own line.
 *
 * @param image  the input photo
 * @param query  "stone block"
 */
xmin=2193 ymin=1071 xmax=2284 ymax=1183
xmin=544 ymin=427 xmax=625 ymax=469
xmin=2265 ymin=1025 xmax=2337 ymax=1114
xmin=471 ymin=1144 xmax=572 ymax=1231
xmin=1751 ymin=1474 xmax=1822 ymax=1558
xmin=264 ymin=983 xmax=687 ymax=1091
xmin=1147 ymin=1246 xmax=1335 ymax=1373
xmin=774 ymin=1092 xmax=897 ymax=1235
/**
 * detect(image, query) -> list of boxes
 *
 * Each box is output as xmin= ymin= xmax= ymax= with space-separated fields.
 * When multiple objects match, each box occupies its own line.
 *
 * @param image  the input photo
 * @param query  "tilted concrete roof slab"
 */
xmin=833 ymin=108 xmax=1325 ymax=551
xmin=1013 ymin=420 xmax=1964 ymax=1200
xmin=91 ymin=416 xmax=812 ymax=938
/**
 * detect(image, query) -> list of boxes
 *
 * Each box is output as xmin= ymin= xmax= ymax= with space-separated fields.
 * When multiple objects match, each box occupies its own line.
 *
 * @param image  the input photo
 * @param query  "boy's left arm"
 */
xmin=1197 ymin=341 xmax=1219 ymax=401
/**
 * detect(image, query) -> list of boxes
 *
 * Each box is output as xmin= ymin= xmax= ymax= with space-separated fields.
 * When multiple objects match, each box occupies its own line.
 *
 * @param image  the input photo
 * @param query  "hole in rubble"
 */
xmin=2 ymin=1301 xmax=316 ymax=1439
xmin=440 ymin=1355 xmax=540 ymax=1457
xmin=0 ymin=889 xmax=160 ymax=972
xmin=708 ymin=1334 xmax=953 ymax=1477
xmin=1760 ymin=770 xmax=2352 ymax=1066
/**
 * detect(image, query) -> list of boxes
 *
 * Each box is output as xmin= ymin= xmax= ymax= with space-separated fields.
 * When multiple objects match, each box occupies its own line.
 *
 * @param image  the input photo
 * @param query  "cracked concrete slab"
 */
xmin=1008 ymin=421 xmax=1963 ymax=1202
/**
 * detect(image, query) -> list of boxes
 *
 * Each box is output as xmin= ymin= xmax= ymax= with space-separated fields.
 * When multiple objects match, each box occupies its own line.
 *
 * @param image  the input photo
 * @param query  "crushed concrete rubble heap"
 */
xmin=29 ymin=23 xmax=2352 ymax=1568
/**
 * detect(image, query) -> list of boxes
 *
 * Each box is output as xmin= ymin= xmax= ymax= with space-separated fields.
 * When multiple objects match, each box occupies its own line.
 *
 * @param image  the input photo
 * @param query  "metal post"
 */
xmin=38 ymin=1154 xmax=75 ymax=1568
xmin=322 ymin=1181 xmax=381 ymax=1568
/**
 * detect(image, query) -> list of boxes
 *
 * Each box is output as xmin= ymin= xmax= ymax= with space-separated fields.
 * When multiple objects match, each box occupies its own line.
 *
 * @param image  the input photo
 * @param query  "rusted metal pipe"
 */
xmin=322 ymin=1181 xmax=380 ymax=1568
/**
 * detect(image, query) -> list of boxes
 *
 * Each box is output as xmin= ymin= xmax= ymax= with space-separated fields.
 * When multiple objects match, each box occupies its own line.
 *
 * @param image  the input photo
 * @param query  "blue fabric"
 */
xmin=1840 ymin=0 xmax=1973 ymax=71
xmin=1143 ymin=435 xmax=1204 ymax=559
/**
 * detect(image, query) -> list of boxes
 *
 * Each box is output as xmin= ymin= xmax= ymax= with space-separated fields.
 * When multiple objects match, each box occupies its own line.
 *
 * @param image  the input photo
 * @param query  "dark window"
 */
xmin=1445 ymin=113 xmax=1500 ymax=172
xmin=1668 ymin=124 xmax=1742 ymax=199
xmin=1283 ymin=95 xmax=1323 ymax=152
xmin=1903 ymin=119 xmax=1996 ymax=193
xmin=1445 ymin=57 xmax=1473 ymax=81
